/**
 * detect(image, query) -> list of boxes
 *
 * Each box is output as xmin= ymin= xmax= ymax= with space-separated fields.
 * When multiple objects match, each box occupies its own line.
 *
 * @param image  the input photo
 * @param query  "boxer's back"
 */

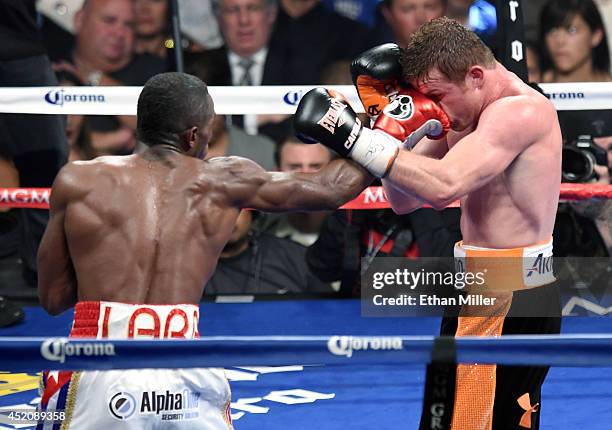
xmin=61 ymin=150 xmax=239 ymax=305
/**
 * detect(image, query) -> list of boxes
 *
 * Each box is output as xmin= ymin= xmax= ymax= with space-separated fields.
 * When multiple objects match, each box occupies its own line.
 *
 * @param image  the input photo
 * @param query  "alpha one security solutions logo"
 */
xmin=109 ymin=392 xmax=138 ymax=420
xmin=109 ymin=389 xmax=201 ymax=422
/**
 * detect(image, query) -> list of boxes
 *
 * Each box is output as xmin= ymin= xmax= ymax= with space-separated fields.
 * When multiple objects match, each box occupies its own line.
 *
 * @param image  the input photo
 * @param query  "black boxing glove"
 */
xmin=294 ymin=87 xmax=400 ymax=178
xmin=351 ymin=43 xmax=403 ymax=118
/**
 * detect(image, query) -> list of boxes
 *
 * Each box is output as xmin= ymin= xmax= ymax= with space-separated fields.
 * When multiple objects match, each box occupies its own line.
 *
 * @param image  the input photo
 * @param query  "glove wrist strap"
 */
xmin=350 ymin=128 xmax=400 ymax=178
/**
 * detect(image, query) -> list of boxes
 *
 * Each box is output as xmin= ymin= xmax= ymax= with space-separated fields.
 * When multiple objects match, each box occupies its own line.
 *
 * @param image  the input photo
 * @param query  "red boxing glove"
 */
xmin=374 ymin=88 xmax=450 ymax=149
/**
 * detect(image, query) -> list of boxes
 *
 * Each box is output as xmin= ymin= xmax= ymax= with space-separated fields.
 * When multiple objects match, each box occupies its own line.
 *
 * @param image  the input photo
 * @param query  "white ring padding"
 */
xmin=0 ymin=83 xmax=609 ymax=115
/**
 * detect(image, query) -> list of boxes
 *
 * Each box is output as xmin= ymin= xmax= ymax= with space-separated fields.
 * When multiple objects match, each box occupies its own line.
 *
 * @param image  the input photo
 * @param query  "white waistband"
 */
xmin=453 ymin=239 xmax=555 ymax=289
xmin=71 ymin=301 xmax=200 ymax=340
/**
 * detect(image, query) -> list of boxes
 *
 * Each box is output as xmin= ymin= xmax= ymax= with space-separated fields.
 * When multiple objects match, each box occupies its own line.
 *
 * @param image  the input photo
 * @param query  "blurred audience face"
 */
xmin=545 ymin=14 xmax=603 ymax=75
xmin=382 ymin=0 xmax=446 ymax=47
xmin=526 ymin=45 xmax=542 ymax=82
xmin=540 ymin=0 xmax=610 ymax=82
xmin=279 ymin=141 xmax=332 ymax=173
xmin=216 ymin=0 xmax=277 ymax=57
xmin=135 ymin=0 xmax=168 ymax=38
xmin=74 ymin=0 xmax=136 ymax=68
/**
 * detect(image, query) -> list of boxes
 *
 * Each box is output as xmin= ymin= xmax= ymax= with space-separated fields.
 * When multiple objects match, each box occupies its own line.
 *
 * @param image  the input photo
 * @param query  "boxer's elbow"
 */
xmin=39 ymin=294 xmax=64 ymax=316
xmin=390 ymin=200 xmax=420 ymax=215
xmin=320 ymin=189 xmax=349 ymax=211
xmin=329 ymin=176 xmax=366 ymax=209
xmin=429 ymin=188 xmax=458 ymax=210
xmin=327 ymin=165 xmax=371 ymax=209
xmin=39 ymin=282 xmax=75 ymax=316
xmin=427 ymin=167 xmax=460 ymax=210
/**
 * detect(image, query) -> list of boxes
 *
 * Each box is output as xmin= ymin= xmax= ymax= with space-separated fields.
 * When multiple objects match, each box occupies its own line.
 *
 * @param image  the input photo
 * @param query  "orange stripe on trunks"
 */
xmin=450 ymin=239 xmax=552 ymax=430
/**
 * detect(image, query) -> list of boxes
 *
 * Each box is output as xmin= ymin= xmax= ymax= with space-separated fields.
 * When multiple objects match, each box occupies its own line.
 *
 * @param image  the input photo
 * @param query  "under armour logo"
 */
xmin=517 ymin=392 xmax=539 ymax=428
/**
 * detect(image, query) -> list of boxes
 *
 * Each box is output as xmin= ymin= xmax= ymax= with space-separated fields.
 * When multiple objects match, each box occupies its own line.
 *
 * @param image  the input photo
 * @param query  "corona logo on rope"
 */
xmin=327 ymin=336 xmax=403 ymax=358
xmin=40 ymin=338 xmax=116 ymax=364
xmin=44 ymin=88 xmax=106 ymax=106
xmin=283 ymin=90 xmax=304 ymax=106
xmin=545 ymin=91 xmax=585 ymax=100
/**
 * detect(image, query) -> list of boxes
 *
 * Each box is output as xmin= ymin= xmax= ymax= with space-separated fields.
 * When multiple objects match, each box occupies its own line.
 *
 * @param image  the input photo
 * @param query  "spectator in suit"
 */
xmin=188 ymin=0 xmax=285 ymax=136
xmin=185 ymin=41 xmax=278 ymax=168
xmin=193 ymin=0 xmax=286 ymax=87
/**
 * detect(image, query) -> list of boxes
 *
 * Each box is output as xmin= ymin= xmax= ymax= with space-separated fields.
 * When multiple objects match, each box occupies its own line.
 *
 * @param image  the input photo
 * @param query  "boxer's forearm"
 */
xmin=382 ymin=179 xmax=424 ymax=214
xmin=37 ymin=180 xmax=79 ymax=315
xmin=263 ymin=159 xmax=373 ymax=212
xmin=385 ymin=150 xmax=456 ymax=210
xmin=311 ymin=159 xmax=374 ymax=209
xmin=243 ymin=158 xmax=372 ymax=212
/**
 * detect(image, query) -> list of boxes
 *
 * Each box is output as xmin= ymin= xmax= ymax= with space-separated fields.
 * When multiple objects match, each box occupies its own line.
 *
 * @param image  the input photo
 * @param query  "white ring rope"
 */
xmin=0 ymin=83 xmax=608 ymax=115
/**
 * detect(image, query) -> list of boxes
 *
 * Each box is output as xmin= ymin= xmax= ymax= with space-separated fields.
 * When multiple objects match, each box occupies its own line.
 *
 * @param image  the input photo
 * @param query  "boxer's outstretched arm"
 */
xmin=211 ymin=156 xmax=373 ymax=212
xmin=38 ymin=166 xmax=78 ymax=316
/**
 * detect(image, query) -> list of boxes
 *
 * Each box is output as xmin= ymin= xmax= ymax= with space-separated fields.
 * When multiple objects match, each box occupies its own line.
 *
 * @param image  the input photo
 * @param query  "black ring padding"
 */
xmin=431 ymin=336 xmax=457 ymax=364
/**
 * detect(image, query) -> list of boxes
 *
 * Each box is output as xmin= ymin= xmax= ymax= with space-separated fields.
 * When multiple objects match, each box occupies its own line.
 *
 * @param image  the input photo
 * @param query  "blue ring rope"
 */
xmin=1 ymin=335 xmax=611 ymax=372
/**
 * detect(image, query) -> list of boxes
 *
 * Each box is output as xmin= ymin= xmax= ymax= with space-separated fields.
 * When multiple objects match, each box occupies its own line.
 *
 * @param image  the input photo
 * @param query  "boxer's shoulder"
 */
xmin=202 ymin=156 xmax=272 ymax=207
xmin=204 ymin=155 xmax=268 ymax=185
xmin=61 ymin=155 xmax=136 ymax=180
xmin=51 ymin=160 xmax=96 ymax=203
xmin=205 ymin=155 xmax=263 ymax=171
xmin=482 ymin=92 xmax=553 ymax=129
xmin=53 ymin=155 xmax=137 ymax=198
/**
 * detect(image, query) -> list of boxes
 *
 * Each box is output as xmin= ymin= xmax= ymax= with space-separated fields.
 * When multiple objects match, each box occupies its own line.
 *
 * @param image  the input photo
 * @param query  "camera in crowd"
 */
xmin=562 ymin=135 xmax=609 ymax=183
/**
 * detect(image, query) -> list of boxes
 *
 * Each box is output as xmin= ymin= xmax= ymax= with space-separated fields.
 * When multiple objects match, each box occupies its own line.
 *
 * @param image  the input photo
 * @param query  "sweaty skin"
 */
xmin=383 ymin=62 xmax=562 ymax=248
xmin=38 ymin=147 xmax=371 ymax=315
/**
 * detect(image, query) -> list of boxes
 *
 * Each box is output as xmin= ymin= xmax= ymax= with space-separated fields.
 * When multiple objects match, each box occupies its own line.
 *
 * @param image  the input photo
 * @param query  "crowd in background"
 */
xmin=0 ymin=0 xmax=611 ymax=322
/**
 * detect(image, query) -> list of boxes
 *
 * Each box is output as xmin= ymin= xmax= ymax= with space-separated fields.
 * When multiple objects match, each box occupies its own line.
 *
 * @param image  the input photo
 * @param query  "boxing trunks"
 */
xmin=37 ymin=301 xmax=233 ymax=430
xmin=420 ymin=239 xmax=561 ymax=430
